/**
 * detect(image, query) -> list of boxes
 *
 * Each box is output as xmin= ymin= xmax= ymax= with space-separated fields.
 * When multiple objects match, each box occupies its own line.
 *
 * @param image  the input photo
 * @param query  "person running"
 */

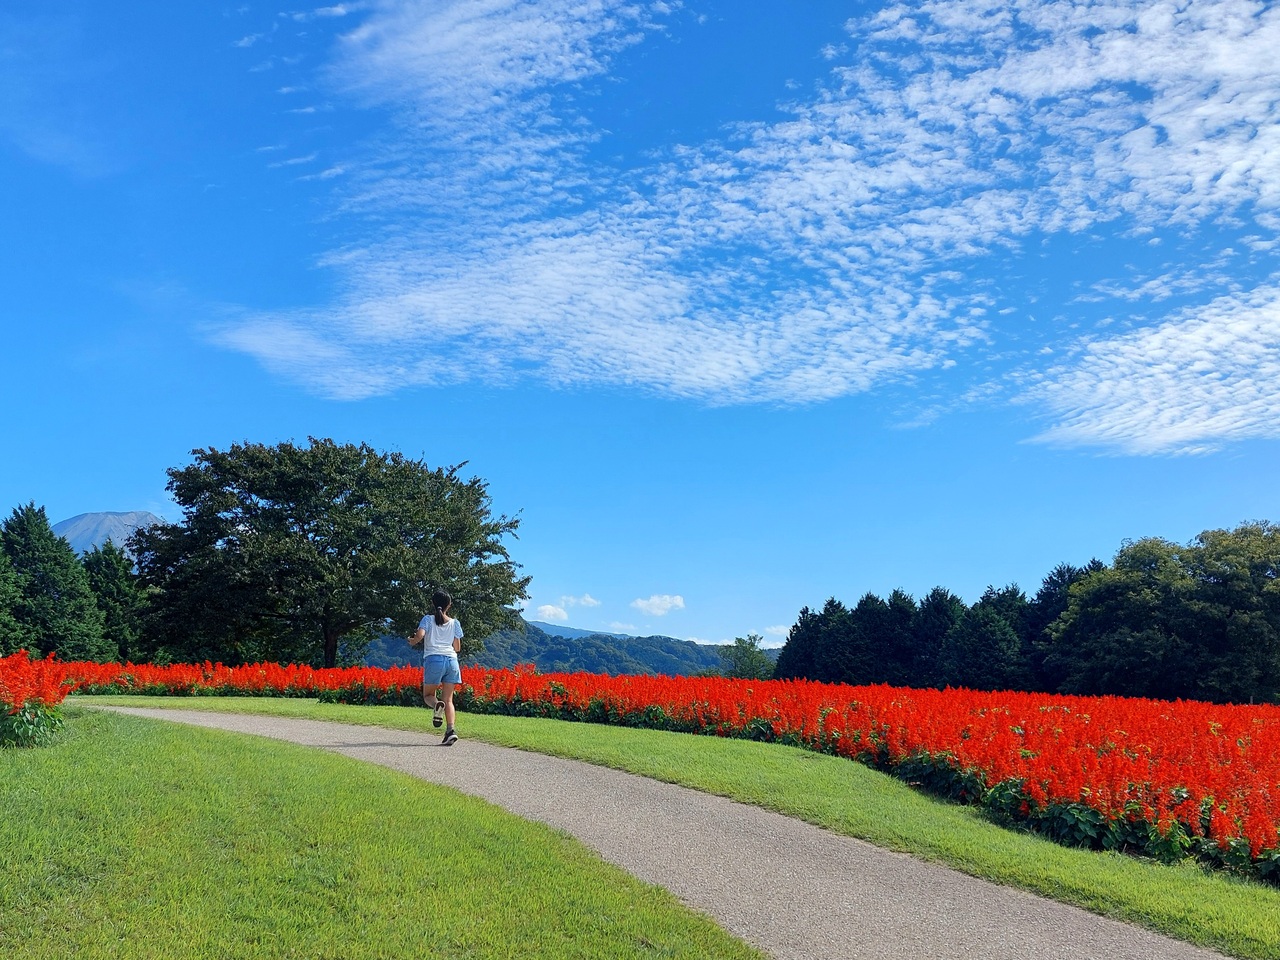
xmin=410 ymin=588 xmax=463 ymax=746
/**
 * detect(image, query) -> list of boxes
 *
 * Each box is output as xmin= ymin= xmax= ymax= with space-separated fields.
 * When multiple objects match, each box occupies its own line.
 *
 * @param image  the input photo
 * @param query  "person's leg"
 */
xmin=441 ymin=682 xmax=456 ymax=729
xmin=422 ymin=680 xmax=442 ymax=711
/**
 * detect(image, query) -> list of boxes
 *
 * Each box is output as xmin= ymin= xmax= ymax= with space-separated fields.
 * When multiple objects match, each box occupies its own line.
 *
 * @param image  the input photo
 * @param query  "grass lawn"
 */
xmin=0 ymin=707 xmax=763 ymax=960
xmin=70 ymin=694 xmax=1280 ymax=960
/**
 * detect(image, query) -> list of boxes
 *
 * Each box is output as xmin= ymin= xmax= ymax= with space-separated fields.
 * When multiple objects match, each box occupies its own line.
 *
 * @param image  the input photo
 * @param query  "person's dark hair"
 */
xmin=432 ymin=588 xmax=452 ymax=626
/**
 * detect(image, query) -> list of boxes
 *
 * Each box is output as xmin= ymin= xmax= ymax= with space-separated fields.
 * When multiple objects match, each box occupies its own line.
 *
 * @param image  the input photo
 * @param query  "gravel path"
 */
xmin=96 ymin=707 xmax=1227 ymax=960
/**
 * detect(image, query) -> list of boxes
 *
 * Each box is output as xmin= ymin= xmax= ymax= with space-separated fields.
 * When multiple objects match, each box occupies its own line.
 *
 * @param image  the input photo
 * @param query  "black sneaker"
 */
xmin=432 ymin=699 xmax=445 ymax=728
xmin=442 ymin=728 xmax=458 ymax=746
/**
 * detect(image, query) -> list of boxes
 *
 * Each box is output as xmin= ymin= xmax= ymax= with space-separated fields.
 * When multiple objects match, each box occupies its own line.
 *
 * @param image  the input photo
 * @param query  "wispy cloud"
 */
xmin=0 ymin=12 xmax=126 ymax=176
xmin=268 ymin=152 xmax=317 ymax=167
xmin=1024 ymin=284 xmax=1280 ymax=455
xmin=217 ymin=0 xmax=1280 ymax=453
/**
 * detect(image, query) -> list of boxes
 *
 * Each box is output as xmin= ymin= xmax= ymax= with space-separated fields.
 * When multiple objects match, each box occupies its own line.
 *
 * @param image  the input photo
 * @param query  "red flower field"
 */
xmin=6 ymin=652 xmax=1278 ymax=879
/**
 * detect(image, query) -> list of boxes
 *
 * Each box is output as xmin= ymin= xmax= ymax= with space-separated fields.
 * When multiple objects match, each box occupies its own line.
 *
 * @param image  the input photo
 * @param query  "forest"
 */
xmin=774 ymin=521 xmax=1280 ymax=704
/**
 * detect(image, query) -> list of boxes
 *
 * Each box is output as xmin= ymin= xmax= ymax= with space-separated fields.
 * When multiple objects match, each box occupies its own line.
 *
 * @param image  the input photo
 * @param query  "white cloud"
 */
xmin=561 ymin=593 xmax=599 ymax=608
xmin=1024 ymin=285 xmax=1280 ymax=454
xmin=607 ymin=621 xmax=635 ymax=632
xmin=763 ymin=624 xmax=790 ymax=637
xmin=215 ymin=0 xmax=1280 ymax=452
xmin=631 ymin=594 xmax=684 ymax=616
xmin=535 ymin=604 xmax=568 ymax=622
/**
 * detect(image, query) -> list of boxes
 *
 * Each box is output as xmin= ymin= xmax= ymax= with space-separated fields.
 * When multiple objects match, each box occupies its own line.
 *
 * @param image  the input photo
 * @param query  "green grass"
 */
xmin=73 ymin=694 xmax=1280 ymax=960
xmin=0 ymin=707 xmax=763 ymax=960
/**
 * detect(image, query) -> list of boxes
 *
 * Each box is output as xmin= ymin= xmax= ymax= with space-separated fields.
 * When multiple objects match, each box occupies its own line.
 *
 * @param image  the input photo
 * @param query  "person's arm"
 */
xmin=410 ymin=626 xmax=425 ymax=646
xmin=453 ymin=620 xmax=463 ymax=653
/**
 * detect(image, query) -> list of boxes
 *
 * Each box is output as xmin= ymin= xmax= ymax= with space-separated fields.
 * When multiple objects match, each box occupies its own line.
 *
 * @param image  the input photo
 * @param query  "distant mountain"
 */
xmin=525 ymin=620 xmax=633 ymax=641
xmin=364 ymin=621 xmax=702 ymax=674
xmin=364 ymin=618 xmax=736 ymax=676
xmin=52 ymin=511 xmax=164 ymax=555
xmin=467 ymin=619 xmax=731 ymax=676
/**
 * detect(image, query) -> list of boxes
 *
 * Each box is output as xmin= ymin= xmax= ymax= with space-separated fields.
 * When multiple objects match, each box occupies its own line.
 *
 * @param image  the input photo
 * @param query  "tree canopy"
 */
xmin=130 ymin=438 xmax=530 ymax=667
xmin=1044 ymin=523 xmax=1280 ymax=703
xmin=718 ymin=632 xmax=775 ymax=680
xmin=83 ymin=539 xmax=147 ymax=663
xmin=773 ymin=521 xmax=1280 ymax=704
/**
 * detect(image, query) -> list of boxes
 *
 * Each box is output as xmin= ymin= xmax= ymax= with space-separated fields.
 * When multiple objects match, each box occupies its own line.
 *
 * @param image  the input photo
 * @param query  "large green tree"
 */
xmin=1044 ymin=524 xmax=1280 ymax=703
xmin=83 ymin=539 xmax=147 ymax=663
xmin=130 ymin=438 xmax=530 ymax=667
xmin=719 ymin=632 xmax=775 ymax=680
xmin=0 ymin=502 xmax=111 ymax=660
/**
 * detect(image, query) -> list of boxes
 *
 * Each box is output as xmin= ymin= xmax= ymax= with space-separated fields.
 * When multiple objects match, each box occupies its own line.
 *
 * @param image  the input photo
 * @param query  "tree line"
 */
xmin=0 ymin=438 xmax=529 ymax=668
xmin=773 ymin=521 xmax=1280 ymax=704
xmin=6 ymin=436 xmax=1276 ymax=705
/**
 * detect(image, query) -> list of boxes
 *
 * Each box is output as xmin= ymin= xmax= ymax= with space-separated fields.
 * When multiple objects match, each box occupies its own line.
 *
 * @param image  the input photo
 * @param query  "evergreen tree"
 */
xmin=83 ymin=539 xmax=146 ymax=662
xmin=0 ymin=548 xmax=35 ymax=656
xmin=1 ymin=502 xmax=111 ymax=660
xmin=882 ymin=588 xmax=919 ymax=686
xmin=836 ymin=592 xmax=890 ymax=685
xmin=773 ymin=605 xmax=821 ymax=680
xmin=912 ymin=587 xmax=966 ymax=687
xmin=810 ymin=597 xmax=857 ymax=684
xmin=972 ymin=584 xmax=1032 ymax=688
xmin=938 ymin=604 xmax=1022 ymax=691
xmin=1026 ymin=560 xmax=1104 ymax=690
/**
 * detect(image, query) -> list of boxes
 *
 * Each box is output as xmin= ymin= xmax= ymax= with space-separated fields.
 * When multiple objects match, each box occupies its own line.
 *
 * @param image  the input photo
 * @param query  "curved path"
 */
xmin=97 ymin=707 xmax=1226 ymax=960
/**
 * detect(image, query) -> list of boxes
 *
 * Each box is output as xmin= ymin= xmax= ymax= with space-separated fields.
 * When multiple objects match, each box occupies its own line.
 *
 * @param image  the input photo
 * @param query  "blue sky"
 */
xmin=3 ymin=0 xmax=1279 ymax=646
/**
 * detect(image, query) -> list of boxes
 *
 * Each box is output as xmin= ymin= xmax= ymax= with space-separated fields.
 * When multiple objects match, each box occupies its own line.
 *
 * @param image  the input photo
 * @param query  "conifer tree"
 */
xmin=0 ymin=502 xmax=111 ymax=661
xmin=83 ymin=539 xmax=146 ymax=662
xmin=0 ymin=548 xmax=35 ymax=656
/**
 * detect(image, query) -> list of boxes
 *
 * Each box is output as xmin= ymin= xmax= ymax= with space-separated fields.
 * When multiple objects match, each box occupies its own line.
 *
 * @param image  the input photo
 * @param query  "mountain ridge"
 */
xmin=525 ymin=620 xmax=658 ymax=642
xmin=363 ymin=618 xmax=757 ymax=675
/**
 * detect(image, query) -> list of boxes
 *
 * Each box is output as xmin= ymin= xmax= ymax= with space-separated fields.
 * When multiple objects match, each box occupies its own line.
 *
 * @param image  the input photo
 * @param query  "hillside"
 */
xmin=471 ymin=620 xmax=728 ymax=676
xmin=363 ymin=619 xmax=738 ymax=676
xmin=51 ymin=511 xmax=164 ymax=555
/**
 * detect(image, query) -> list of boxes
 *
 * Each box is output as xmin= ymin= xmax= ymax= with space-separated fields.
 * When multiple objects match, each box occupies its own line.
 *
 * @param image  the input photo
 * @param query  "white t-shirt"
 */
xmin=418 ymin=615 xmax=463 ymax=659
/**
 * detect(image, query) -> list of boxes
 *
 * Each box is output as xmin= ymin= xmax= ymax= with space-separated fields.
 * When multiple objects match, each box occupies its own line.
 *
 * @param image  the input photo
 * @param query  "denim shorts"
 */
xmin=423 ymin=654 xmax=462 ymax=686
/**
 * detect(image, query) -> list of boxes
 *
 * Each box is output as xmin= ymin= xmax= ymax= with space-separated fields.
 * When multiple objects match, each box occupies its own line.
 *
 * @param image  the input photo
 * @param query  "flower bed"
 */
xmin=29 ymin=654 xmax=1280 ymax=882
xmin=0 ymin=650 xmax=79 ymax=747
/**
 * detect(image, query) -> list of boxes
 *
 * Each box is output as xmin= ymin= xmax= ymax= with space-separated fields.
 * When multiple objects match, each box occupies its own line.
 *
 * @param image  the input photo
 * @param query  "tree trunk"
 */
xmin=323 ymin=628 xmax=339 ymax=669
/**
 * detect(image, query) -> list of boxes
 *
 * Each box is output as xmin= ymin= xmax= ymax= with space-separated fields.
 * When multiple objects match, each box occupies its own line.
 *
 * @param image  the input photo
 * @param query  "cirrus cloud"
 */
xmin=215 ymin=0 xmax=1280 ymax=455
